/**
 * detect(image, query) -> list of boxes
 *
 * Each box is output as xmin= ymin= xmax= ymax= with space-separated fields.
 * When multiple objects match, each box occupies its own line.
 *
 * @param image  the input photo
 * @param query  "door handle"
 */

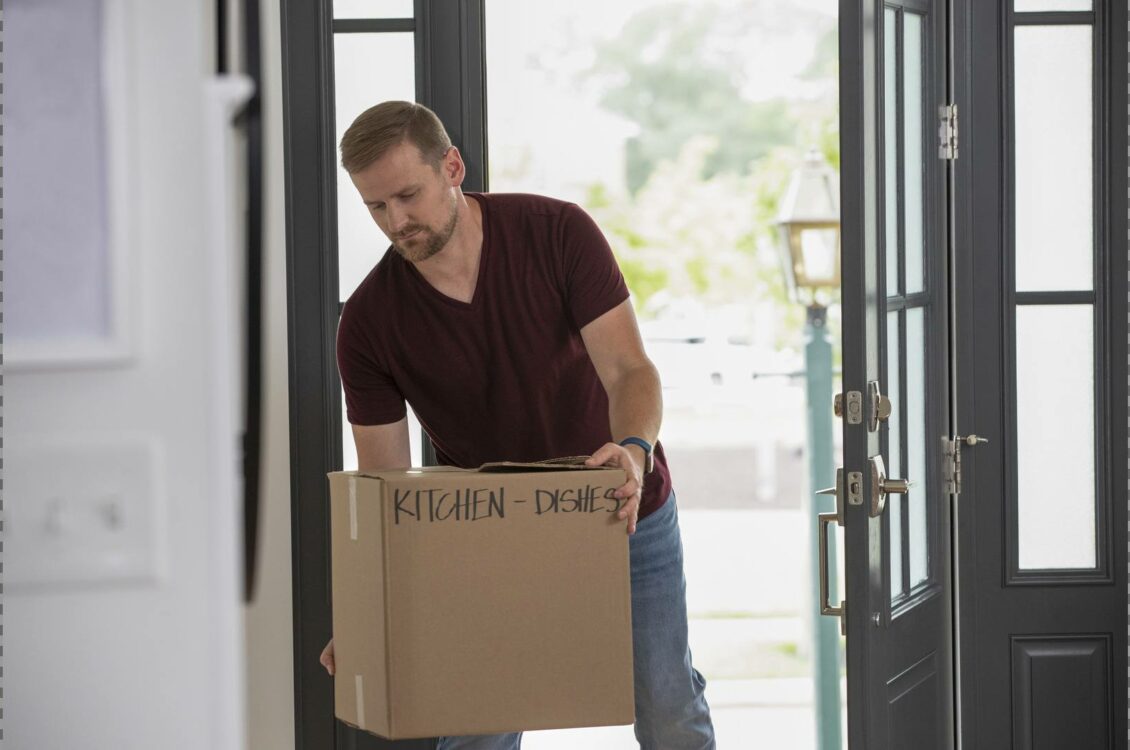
xmin=819 ymin=510 xmax=846 ymax=635
xmin=817 ymin=469 xmax=846 ymax=635
xmin=869 ymin=455 xmax=911 ymax=517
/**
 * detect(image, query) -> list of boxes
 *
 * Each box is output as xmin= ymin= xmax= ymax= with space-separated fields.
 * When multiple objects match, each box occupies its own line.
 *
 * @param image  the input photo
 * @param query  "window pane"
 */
xmin=334 ymin=32 xmax=416 ymax=300
xmin=1014 ymin=0 xmax=1091 ymax=11
xmin=1016 ymin=305 xmax=1096 ymax=569
xmin=903 ymin=13 xmax=924 ymax=296
xmin=334 ymin=0 xmax=414 ymax=19
xmin=906 ymin=308 xmax=928 ymax=587
xmin=883 ymin=8 xmax=899 ymax=296
xmin=1014 ymin=26 xmax=1093 ymax=292
xmin=887 ymin=311 xmax=904 ymax=599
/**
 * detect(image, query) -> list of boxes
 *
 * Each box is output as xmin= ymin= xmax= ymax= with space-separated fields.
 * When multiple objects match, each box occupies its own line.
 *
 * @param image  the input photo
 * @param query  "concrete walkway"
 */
xmin=523 ymin=678 xmax=846 ymax=749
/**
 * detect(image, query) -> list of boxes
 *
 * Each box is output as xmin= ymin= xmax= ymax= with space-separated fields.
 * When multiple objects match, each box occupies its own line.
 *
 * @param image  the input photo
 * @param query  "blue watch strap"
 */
xmin=618 ymin=437 xmax=655 ymax=474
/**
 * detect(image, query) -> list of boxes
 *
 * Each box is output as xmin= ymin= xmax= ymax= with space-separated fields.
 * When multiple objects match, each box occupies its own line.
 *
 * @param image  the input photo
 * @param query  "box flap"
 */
xmin=332 ymin=457 xmax=614 ymax=480
xmin=476 ymin=457 xmax=598 ymax=472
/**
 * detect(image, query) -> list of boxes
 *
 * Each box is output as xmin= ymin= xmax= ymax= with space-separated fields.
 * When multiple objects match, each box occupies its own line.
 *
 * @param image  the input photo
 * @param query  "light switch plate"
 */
xmin=6 ymin=436 xmax=166 ymax=589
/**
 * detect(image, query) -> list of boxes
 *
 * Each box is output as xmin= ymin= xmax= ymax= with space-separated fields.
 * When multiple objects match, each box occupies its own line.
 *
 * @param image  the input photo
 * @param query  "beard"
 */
xmin=391 ymin=193 xmax=460 ymax=263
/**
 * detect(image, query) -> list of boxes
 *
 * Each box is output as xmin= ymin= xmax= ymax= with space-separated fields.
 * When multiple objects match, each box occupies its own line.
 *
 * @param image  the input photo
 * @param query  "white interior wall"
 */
xmin=6 ymin=1 xmax=246 ymax=748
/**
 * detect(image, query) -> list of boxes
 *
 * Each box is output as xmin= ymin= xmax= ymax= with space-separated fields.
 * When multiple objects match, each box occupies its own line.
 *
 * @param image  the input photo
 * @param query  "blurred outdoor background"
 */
xmin=482 ymin=0 xmax=845 ymax=746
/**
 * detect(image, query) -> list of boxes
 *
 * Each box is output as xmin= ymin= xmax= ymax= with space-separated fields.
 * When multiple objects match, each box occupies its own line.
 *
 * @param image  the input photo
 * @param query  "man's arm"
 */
xmin=320 ymin=416 xmax=412 ymax=676
xmin=352 ymin=418 xmax=412 ymax=471
xmin=579 ymin=298 xmax=663 ymax=534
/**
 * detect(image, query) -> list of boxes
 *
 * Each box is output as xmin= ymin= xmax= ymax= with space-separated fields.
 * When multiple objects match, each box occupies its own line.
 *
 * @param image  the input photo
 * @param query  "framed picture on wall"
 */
xmin=7 ymin=0 xmax=137 ymax=370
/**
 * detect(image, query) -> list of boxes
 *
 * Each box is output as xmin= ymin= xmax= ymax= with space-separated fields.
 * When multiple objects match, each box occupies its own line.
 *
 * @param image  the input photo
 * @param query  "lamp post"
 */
xmin=776 ymin=149 xmax=842 ymax=750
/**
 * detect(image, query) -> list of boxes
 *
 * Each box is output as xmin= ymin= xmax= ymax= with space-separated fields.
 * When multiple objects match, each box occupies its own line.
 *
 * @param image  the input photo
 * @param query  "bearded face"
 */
xmin=389 ymin=189 xmax=459 ymax=263
xmin=350 ymin=141 xmax=465 ymax=264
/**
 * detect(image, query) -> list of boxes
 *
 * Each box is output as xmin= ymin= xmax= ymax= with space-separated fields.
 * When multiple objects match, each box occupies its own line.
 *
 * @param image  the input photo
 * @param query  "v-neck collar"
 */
xmin=404 ymin=192 xmax=490 ymax=310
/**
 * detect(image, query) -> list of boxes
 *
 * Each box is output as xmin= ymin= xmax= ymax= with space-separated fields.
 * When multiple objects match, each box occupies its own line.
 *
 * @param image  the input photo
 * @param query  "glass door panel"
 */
xmin=334 ymin=32 xmax=416 ymax=300
xmin=905 ymin=307 xmax=927 ymax=588
xmin=1013 ymin=26 xmax=1093 ymax=293
xmin=1009 ymin=14 xmax=1100 ymax=573
xmin=1014 ymin=0 xmax=1092 ymax=11
xmin=1015 ymin=305 xmax=1096 ymax=569
xmin=884 ymin=7 xmax=900 ymax=296
xmin=334 ymin=0 xmax=414 ymax=18
xmin=902 ymin=13 xmax=925 ymax=296
xmin=882 ymin=6 xmax=933 ymax=605
xmin=332 ymin=26 xmax=423 ymax=467
xmin=886 ymin=310 xmax=904 ymax=598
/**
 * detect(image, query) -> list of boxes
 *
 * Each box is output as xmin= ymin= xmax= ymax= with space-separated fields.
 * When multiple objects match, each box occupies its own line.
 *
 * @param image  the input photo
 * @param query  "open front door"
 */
xmin=841 ymin=0 xmax=1128 ymax=747
xmin=838 ymin=0 xmax=956 ymax=746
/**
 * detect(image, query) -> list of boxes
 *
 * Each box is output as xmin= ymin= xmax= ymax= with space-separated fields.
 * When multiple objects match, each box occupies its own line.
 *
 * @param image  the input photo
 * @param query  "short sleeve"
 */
xmin=558 ymin=203 xmax=631 ymax=330
xmin=336 ymin=301 xmax=408 ymax=426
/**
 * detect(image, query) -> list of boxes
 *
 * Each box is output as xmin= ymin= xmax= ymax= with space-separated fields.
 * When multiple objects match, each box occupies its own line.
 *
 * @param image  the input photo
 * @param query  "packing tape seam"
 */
xmin=383 ymin=500 xmax=395 ymax=735
xmin=349 ymin=476 xmax=358 ymax=540
xmin=355 ymin=673 xmax=366 ymax=729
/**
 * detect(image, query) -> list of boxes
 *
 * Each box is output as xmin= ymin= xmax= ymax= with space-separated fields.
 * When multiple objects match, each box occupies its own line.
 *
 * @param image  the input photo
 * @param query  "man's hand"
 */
xmin=320 ymin=638 xmax=336 ymax=676
xmin=586 ymin=442 xmax=645 ymax=534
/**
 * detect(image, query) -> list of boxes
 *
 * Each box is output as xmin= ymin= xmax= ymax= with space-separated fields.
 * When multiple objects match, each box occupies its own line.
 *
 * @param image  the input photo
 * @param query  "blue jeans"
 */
xmin=436 ymin=492 xmax=716 ymax=750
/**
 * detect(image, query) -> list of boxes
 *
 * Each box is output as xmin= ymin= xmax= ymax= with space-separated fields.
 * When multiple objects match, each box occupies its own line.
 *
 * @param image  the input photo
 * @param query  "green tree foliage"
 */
xmin=586 ymin=137 xmax=807 ymax=348
xmin=586 ymin=1 xmax=834 ymax=192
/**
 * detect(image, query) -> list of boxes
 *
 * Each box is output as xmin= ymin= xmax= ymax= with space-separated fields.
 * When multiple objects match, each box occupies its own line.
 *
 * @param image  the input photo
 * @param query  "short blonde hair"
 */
xmin=339 ymin=101 xmax=452 ymax=174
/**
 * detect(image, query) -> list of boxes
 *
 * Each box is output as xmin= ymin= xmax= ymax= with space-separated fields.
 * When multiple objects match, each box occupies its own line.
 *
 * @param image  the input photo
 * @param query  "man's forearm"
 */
xmin=605 ymin=362 xmax=663 ymax=446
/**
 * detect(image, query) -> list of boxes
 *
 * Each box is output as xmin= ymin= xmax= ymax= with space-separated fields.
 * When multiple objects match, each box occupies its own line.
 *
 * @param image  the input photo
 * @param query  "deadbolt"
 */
xmin=868 ymin=381 xmax=893 ymax=432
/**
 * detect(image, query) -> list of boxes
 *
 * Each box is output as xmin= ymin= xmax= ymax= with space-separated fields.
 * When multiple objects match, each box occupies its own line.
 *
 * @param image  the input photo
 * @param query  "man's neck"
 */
xmin=413 ymin=192 xmax=484 ymax=301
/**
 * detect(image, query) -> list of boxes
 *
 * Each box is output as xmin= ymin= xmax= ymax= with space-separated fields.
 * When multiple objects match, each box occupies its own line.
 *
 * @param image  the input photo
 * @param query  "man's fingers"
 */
xmin=586 ymin=443 xmax=642 ymax=533
xmin=615 ymin=477 xmax=641 ymax=500
xmin=585 ymin=443 xmax=618 ymax=467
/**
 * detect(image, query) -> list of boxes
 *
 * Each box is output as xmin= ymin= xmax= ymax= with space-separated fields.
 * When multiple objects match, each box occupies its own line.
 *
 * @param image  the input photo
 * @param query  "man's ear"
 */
xmin=442 ymin=146 xmax=465 ymax=187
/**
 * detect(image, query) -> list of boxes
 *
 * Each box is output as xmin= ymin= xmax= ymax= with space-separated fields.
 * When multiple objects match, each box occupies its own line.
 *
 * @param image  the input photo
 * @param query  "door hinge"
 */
xmin=942 ymin=434 xmax=989 ymax=494
xmin=938 ymin=104 xmax=958 ymax=160
xmin=942 ymin=436 xmax=962 ymax=494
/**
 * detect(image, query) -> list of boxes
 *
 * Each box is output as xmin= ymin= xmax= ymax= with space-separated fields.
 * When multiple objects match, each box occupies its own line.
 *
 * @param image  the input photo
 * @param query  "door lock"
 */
xmin=836 ymin=391 xmax=864 ymax=424
xmin=868 ymin=381 xmax=893 ymax=432
xmin=817 ymin=469 xmax=864 ymax=508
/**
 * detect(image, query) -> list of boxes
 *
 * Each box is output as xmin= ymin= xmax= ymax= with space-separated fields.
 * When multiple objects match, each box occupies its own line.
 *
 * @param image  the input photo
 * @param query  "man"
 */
xmin=319 ymin=101 xmax=715 ymax=750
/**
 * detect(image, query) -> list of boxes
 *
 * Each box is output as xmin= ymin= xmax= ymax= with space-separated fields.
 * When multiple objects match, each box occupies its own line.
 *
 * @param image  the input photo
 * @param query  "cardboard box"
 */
xmin=328 ymin=462 xmax=635 ymax=740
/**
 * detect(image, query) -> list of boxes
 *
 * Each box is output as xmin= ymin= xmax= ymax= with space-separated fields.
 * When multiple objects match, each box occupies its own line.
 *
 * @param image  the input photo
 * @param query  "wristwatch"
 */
xmin=618 ymin=437 xmax=655 ymax=474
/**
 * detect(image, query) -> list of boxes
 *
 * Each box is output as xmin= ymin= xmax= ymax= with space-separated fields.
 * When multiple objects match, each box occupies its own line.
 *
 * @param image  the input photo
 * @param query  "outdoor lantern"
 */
xmin=775 ymin=149 xmax=841 ymax=302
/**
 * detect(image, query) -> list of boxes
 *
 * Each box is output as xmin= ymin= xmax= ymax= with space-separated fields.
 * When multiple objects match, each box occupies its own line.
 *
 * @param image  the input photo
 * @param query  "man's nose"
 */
xmin=386 ymin=206 xmax=410 ymax=234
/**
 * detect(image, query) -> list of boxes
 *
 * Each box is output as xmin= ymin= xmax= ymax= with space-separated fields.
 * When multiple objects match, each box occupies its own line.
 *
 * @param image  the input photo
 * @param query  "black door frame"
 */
xmin=280 ymin=1 xmax=487 ymax=747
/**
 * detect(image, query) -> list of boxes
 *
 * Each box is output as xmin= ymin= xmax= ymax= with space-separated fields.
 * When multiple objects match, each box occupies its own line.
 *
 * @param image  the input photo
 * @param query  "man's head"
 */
xmin=340 ymin=101 xmax=452 ymax=174
xmin=340 ymin=101 xmax=462 ymax=263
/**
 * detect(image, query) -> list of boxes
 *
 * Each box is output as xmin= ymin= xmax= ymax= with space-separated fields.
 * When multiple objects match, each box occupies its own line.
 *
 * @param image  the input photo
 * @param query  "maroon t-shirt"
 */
xmin=337 ymin=192 xmax=672 ymax=520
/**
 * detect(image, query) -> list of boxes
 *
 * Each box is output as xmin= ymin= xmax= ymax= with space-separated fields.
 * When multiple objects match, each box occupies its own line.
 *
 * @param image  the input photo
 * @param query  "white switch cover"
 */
xmin=7 ymin=436 xmax=166 ymax=588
